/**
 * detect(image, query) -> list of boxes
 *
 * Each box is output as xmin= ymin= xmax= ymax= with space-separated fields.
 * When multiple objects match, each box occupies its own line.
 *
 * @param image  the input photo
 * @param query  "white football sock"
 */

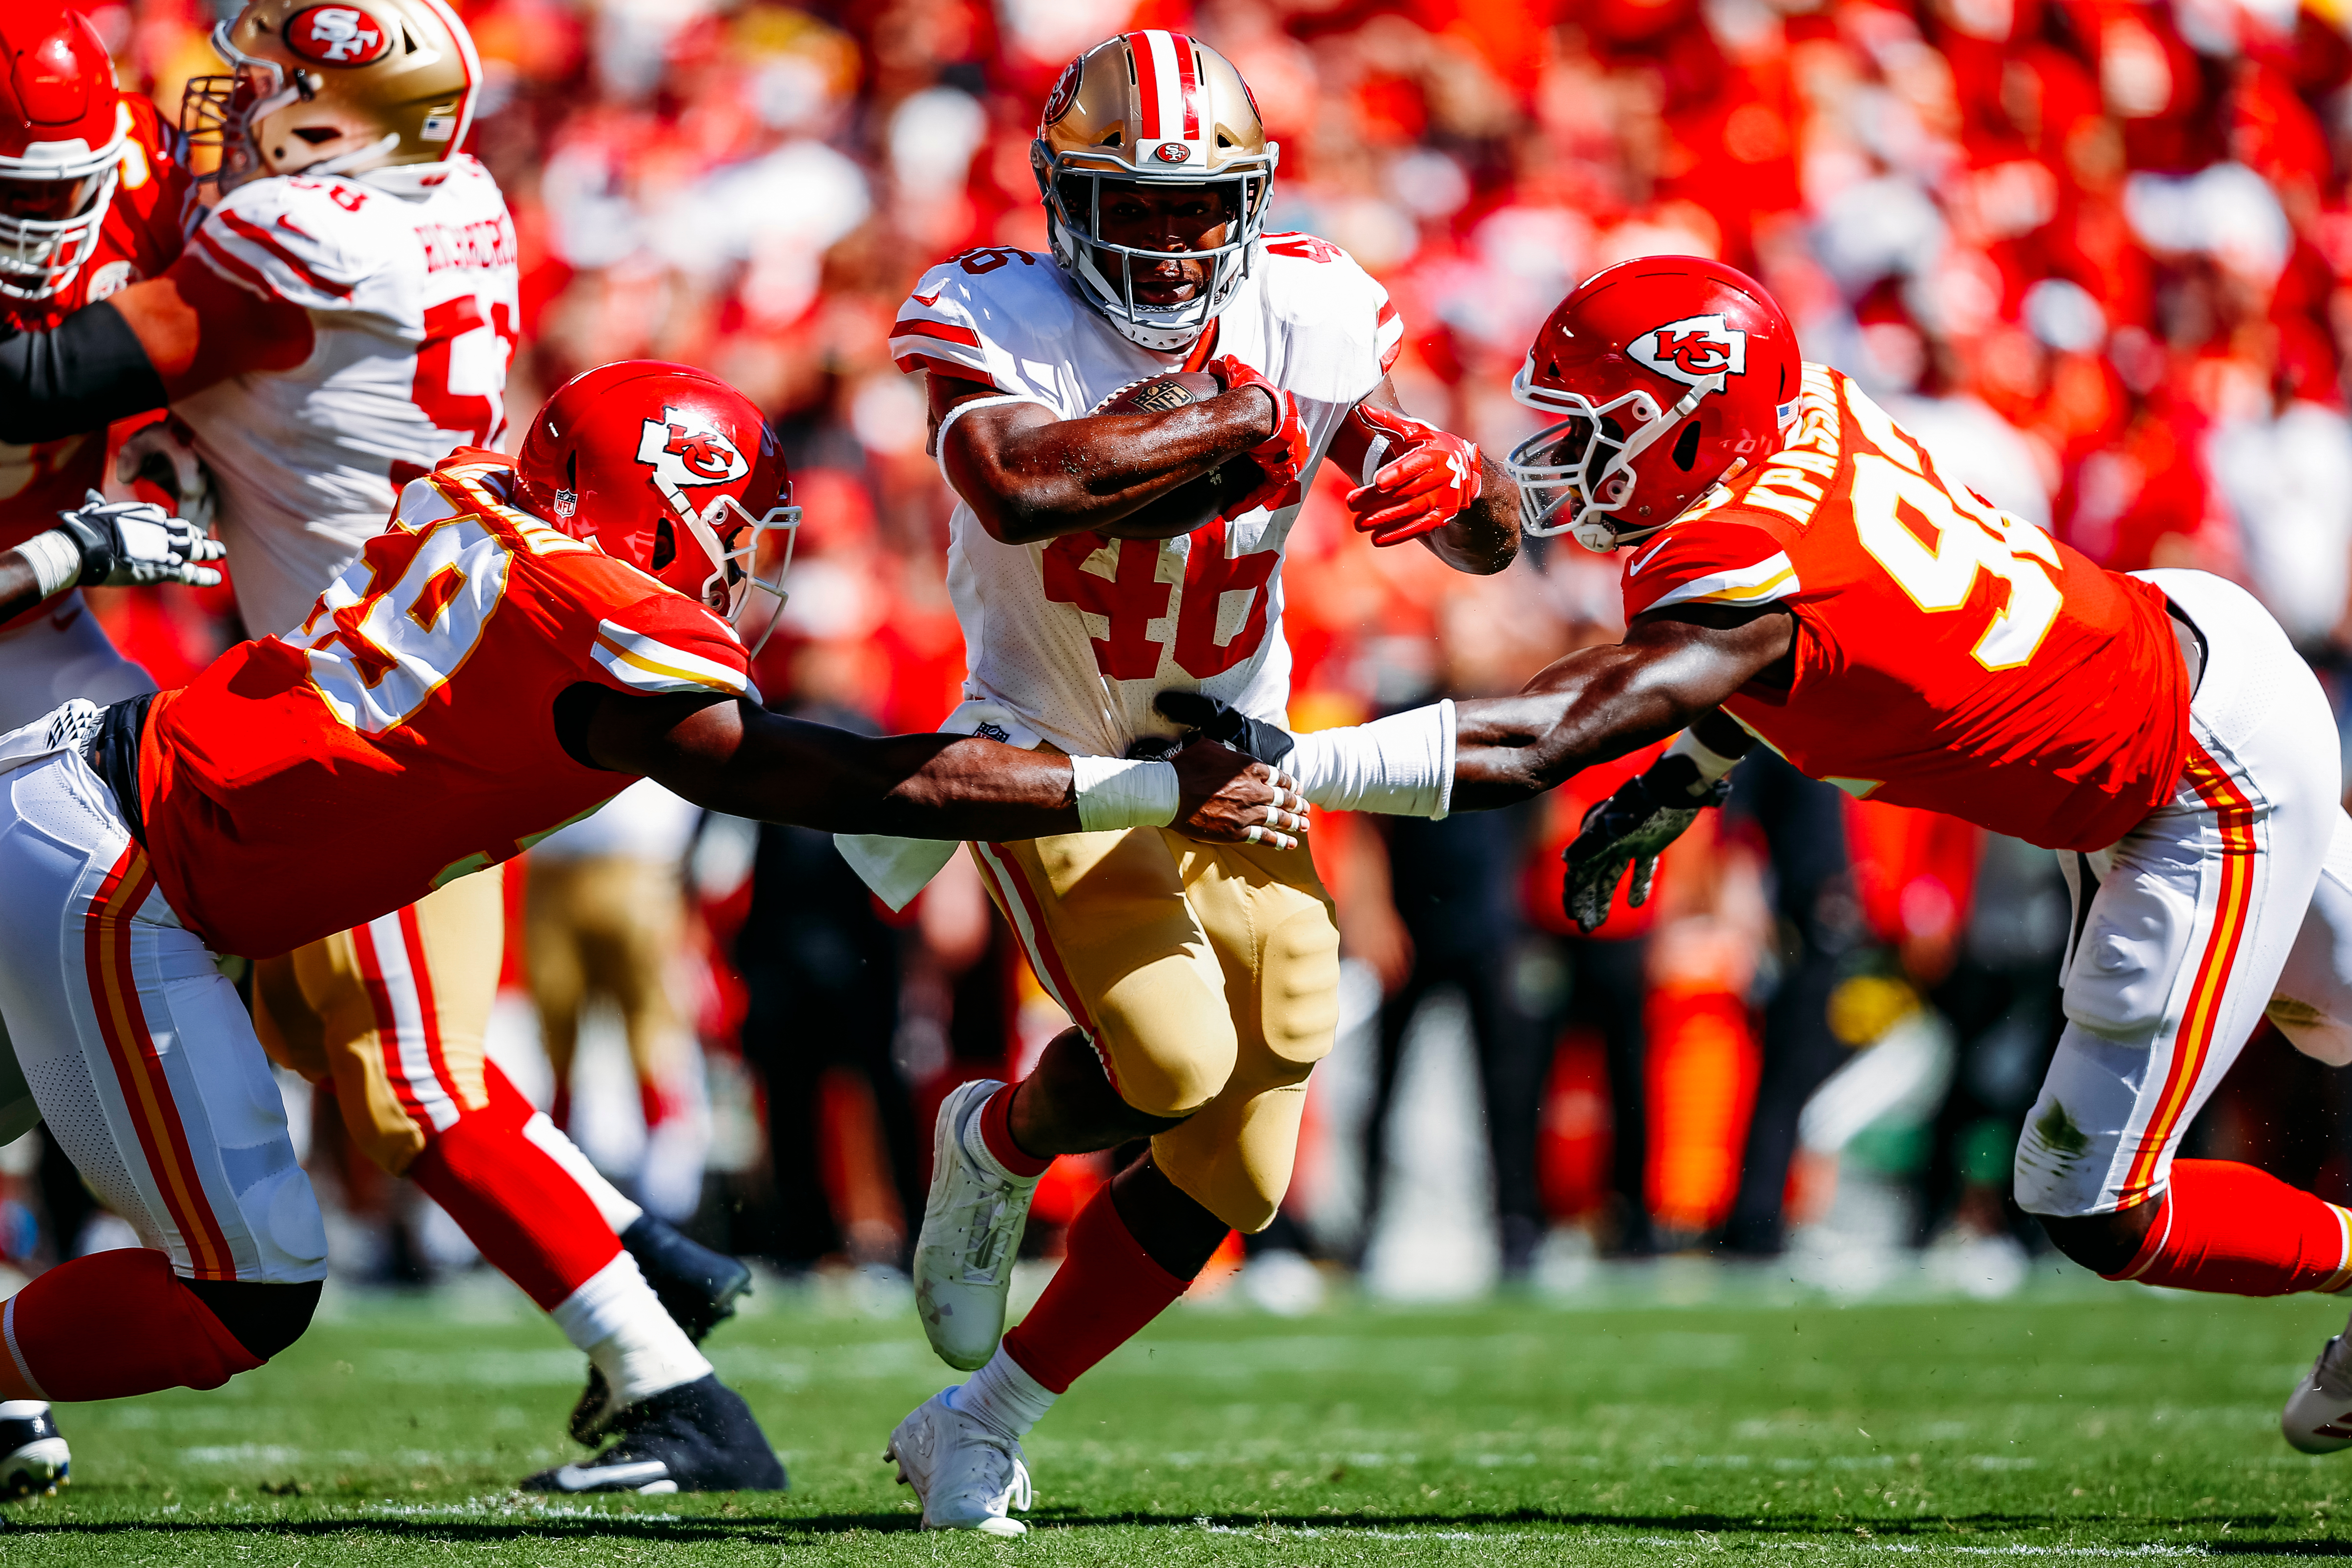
xmin=951 ymin=1346 xmax=1057 ymax=1439
xmin=549 ymin=1252 xmax=712 ymax=1407
xmin=524 ymin=1110 xmax=645 ymax=1234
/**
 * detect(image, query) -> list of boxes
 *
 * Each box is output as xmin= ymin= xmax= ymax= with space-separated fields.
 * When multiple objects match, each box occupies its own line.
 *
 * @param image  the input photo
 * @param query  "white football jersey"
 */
xmin=890 ymin=236 xmax=1402 ymax=758
xmin=175 ymin=156 xmax=520 ymax=638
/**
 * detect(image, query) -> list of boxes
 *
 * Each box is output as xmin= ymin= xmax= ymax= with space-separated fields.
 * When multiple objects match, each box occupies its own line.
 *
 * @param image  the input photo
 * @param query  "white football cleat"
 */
xmin=886 ymin=1388 xmax=1033 ymax=1535
xmin=2284 ymin=1329 xmax=2352 ymax=1453
xmin=913 ymin=1079 xmax=1041 ymax=1371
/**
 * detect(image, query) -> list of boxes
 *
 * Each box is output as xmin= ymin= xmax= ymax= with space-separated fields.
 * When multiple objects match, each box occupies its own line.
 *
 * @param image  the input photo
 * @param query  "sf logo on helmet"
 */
xmin=1628 ymin=314 xmax=1748 ymax=387
xmin=636 ymin=410 xmax=749 ymax=491
xmin=286 ymin=6 xmax=391 ymax=64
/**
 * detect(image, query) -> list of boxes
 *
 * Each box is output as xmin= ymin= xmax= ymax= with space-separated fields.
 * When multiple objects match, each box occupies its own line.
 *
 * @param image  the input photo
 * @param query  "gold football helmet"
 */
xmin=182 ymin=0 xmax=481 ymax=193
xmin=1031 ymin=31 xmax=1278 ymax=352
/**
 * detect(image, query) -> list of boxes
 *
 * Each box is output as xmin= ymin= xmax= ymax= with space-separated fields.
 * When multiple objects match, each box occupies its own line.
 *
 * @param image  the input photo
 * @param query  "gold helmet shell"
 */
xmin=183 ymin=0 xmax=481 ymax=193
xmin=1031 ymin=31 xmax=1278 ymax=352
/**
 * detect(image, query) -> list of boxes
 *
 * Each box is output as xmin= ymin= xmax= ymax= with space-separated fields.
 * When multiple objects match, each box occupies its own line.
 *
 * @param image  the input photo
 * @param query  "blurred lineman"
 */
xmin=0 ymin=360 xmax=1301 ymax=1491
xmin=868 ymin=30 xmax=1516 ymax=1535
xmin=0 ymin=0 xmax=758 ymax=1488
xmin=1219 ymin=256 xmax=2352 ymax=1460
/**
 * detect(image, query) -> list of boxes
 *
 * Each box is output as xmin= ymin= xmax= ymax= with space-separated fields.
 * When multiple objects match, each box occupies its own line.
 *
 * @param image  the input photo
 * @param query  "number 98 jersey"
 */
xmin=1622 ymin=364 xmax=2190 ymax=853
xmin=174 ymin=157 xmax=520 ymax=641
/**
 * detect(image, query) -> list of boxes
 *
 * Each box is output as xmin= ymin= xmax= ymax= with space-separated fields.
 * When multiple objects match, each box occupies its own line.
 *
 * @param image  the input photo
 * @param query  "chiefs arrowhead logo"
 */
xmin=636 ymin=409 xmax=750 ymax=491
xmin=1628 ymin=314 xmax=1748 ymax=387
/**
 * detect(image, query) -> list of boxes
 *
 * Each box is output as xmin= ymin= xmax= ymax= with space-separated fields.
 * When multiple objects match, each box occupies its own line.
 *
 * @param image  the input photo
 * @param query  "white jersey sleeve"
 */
xmin=890 ymin=250 xmax=1076 ymax=411
xmin=188 ymin=176 xmax=411 ymax=335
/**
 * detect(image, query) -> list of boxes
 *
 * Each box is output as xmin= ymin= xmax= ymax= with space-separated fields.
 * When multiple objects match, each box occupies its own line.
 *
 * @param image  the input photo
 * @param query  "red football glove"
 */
xmin=1209 ymin=354 xmax=1311 ymax=519
xmin=1343 ymin=403 xmax=1481 ymax=546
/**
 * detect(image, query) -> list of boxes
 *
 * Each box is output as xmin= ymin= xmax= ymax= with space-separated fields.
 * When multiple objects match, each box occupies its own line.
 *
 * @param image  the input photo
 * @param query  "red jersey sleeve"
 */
xmin=578 ymin=576 xmax=754 ymax=701
xmin=1618 ymin=513 xmax=1800 ymax=621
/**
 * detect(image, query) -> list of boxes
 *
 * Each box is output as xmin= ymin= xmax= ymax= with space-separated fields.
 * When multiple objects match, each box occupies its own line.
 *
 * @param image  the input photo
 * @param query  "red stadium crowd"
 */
xmin=36 ymin=0 xmax=2352 ymax=1292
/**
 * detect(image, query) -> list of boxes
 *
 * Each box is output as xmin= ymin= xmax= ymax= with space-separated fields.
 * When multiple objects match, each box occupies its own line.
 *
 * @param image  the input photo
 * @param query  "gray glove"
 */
xmin=52 ymin=490 xmax=225 ymax=589
xmin=116 ymin=419 xmax=216 ymax=532
xmin=1560 ymin=755 xmax=1731 ymax=934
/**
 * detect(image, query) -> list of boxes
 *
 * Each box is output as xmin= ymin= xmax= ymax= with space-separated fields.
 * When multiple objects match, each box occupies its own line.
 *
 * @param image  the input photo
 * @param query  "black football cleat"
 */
xmin=569 ymin=1218 xmax=756 ymax=1444
xmin=0 ymin=1402 xmax=68 ymax=1499
xmin=525 ymin=1375 xmax=787 ymax=1495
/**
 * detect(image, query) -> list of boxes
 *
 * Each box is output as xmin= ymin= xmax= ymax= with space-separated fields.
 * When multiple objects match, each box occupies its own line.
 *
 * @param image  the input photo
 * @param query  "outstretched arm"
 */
xmin=0 ymin=494 xmax=225 ymax=622
xmin=577 ymin=688 xmax=1310 ymax=846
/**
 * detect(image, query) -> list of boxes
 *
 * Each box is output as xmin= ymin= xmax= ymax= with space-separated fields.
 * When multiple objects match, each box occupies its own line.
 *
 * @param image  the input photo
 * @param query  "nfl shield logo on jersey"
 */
xmin=1628 ymin=314 xmax=1748 ymax=386
xmin=636 ymin=410 xmax=750 ymax=492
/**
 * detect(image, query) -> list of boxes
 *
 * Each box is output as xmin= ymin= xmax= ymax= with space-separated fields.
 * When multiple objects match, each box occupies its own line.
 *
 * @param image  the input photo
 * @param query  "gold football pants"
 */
xmin=969 ymin=828 xmax=1340 ymax=1232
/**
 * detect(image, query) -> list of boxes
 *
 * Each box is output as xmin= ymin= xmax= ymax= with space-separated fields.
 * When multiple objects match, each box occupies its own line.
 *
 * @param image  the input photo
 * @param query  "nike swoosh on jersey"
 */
xmin=1626 ymin=537 xmax=1674 ymax=577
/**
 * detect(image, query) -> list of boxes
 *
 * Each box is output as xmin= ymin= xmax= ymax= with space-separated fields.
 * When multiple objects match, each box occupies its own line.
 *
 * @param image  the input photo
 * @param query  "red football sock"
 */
xmin=409 ymin=1061 xmax=622 ymax=1311
xmin=2112 ymin=1159 xmax=2352 ymax=1295
xmin=1000 ymin=1183 xmax=1188 ymax=1393
xmin=979 ymin=1083 xmax=1053 ymax=1179
xmin=1 ymin=1249 xmax=259 ymax=1400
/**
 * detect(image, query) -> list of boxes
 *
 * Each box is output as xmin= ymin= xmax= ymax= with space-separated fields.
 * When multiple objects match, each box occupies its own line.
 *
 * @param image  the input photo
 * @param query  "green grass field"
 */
xmin=9 ymin=1268 xmax=2352 ymax=1564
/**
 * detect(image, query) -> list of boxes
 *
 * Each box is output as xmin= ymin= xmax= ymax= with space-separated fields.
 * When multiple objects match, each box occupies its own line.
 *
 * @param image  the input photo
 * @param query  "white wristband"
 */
xmin=15 ymin=529 xmax=81 ymax=601
xmin=1284 ymin=699 xmax=1457 ymax=819
xmin=1666 ymin=726 xmax=1742 ymax=784
xmin=1070 ymin=755 xmax=1180 ymax=832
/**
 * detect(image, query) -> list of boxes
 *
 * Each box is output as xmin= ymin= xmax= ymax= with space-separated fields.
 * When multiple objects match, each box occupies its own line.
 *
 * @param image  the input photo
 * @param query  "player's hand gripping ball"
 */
xmin=1345 ymin=404 xmax=1481 ymax=547
xmin=1207 ymin=354 xmax=1311 ymax=518
xmin=1560 ymin=759 xmax=1729 ymax=934
xmin=53 ymin=490 xmax=224 ymax=590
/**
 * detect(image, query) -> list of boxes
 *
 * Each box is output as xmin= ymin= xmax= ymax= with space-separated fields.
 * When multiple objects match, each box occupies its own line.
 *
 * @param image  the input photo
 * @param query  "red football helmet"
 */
xmin=515 ymin=361 xmax=800 ymax=652
xmin=0 ymin=3 xmax=126 ymax=302
xmin=1505 ymin=257 xmax=1802 ymax=552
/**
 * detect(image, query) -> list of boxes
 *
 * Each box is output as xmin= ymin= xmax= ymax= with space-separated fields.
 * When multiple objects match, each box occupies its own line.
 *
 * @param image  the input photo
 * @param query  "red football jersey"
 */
xmin=1621 ymin=364 xmax=2189 ymax=853
xmin=138 ymin=453 xmax=751 ymax=959
xmin=0 ymin=96 xmax=192 ymax=605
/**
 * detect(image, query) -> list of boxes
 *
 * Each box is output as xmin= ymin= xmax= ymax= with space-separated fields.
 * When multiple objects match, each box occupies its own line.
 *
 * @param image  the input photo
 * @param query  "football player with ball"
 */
xmin=870 ymin=29 xmax=1516 ymax=1535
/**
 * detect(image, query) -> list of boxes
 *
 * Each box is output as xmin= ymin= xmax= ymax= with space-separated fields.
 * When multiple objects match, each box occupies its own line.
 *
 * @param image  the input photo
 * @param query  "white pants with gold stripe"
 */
xmin=0 ymin=740 xmax=326 ymax=1284
xmin=2018 ymin=570 xmax=2344 ymax=1217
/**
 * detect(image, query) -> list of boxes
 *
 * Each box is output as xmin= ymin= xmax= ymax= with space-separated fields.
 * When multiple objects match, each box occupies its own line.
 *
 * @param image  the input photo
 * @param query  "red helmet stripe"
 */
xmin=1172 ymin=34 xmax=1201 ymax=141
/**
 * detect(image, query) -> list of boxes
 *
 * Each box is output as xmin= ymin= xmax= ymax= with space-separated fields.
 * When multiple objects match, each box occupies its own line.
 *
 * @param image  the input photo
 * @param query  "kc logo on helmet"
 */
xmin=637 ymin=409 xmax=749 ymax=491
xmin=285 ymin=6 xmax=391 ymax=64
xmin=1628 ymin=314 xmax=1748 ymax=387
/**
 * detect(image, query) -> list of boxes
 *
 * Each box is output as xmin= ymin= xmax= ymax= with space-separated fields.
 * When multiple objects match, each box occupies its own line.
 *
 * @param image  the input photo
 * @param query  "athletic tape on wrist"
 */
xmin=16 ymin=530 xmax=81 ymax=601
xmin=1665 ymin=726 xmax=1742 ymax=785
xmin=1069 ymin=755 xmax=1180 ymax=832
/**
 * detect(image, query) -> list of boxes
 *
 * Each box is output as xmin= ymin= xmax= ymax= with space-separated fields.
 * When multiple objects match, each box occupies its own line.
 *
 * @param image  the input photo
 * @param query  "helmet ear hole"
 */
xmin=1672 ymin=419 xmax=1702 ymax=472
xmin=650 ymin=517 xmax=676 ymax=571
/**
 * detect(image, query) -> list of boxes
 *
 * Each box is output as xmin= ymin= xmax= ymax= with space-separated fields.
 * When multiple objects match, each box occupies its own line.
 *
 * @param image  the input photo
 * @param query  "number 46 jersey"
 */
xmin=891 ymin=235 xmax=1401 ymax=758
xmin=174 ymin=157 xmax=520 ymax=641
xmin=1623 ymin=363 xmax=2190 ymax=853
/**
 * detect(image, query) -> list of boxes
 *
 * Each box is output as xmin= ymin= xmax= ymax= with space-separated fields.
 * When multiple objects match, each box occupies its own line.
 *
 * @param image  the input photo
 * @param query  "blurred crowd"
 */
xmin=18 ymin=0 xmax=2352 ymax=1300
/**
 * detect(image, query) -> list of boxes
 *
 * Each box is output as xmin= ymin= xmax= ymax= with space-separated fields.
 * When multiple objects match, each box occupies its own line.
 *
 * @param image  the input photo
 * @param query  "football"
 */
xmin=1091 ymin=373 xmax=1262 ymax=536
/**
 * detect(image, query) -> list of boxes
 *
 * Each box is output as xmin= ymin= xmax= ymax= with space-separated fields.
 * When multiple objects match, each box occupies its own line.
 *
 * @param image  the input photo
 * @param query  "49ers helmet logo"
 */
xmin=1040 ymin=61 xmax=1083 ymax=129
xmin=1628 ymin=314 xmax=1748 ymax=387
xmin=636 ymin=408 xmax=750 ymax=491
xmin=284 ymin=5 xmax=392 ymax=64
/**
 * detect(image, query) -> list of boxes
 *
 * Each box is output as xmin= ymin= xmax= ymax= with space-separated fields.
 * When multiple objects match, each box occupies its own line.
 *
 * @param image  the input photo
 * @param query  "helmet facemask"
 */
xmin=1506 ymin=356 xmax=1718 ymax=553
xmin=1034 ymin=145 xmax=1274 ymax=353
xmin=668 ymin=485 xmax=802 ymax=660
xmin=0 ymin=130 xmax=121 ymax=302
xmin=185 ymin=23 xmax=403 ymax=193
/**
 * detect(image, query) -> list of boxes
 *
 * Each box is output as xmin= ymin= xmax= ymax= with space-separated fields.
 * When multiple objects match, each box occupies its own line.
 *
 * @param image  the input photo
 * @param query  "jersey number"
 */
xmin=411 ymin=295 xmax=519 ymax=447
xmin=1042 ymin=521 xmax=1279 ymax=681
xmin=303 ymin=518 xmax=508 ymax=734
xmin=1849 ymin=451 xmax=2063 ymax=671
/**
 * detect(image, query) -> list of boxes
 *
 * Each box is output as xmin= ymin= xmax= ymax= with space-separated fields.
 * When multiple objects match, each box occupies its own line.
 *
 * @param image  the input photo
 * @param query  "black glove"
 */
xmin=50 ymin=490 xmax=224 ymax=589
xmin=1152 ymin=689 xmax=1297 ymax=768
xmin=1560 ymin=754 xmax=1731 ymax=934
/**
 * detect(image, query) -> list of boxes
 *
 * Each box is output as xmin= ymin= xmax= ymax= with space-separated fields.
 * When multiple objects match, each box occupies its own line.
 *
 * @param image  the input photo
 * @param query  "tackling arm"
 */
xmin=575 ymin=688 xmax=1310 ymax=846
xmin=0 ymin=257 xmax=312 ymax=446
xmin=931 ymin=373 xmax=1281 ymax=544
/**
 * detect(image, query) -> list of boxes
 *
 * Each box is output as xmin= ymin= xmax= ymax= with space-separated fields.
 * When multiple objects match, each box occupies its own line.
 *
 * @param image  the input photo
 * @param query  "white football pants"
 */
xmin=0 ymin=728 xmax=326 ymax=1284
xmin=2017 ymin=570 xmax=2348 ymax=1217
